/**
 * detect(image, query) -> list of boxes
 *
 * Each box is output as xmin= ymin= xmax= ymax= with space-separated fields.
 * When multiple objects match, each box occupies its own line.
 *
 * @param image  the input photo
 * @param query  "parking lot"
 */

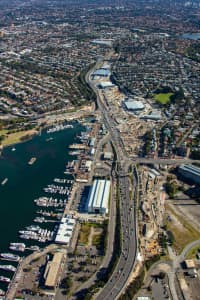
xmin=184 ymin=273 xmax=200 ymax=300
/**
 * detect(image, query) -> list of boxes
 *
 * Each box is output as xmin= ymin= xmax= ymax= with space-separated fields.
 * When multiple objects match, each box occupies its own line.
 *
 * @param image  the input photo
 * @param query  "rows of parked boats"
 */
xmin=34 ymin=196 xmax=67 ymax=207
xmin=0 ymin=242 xmax=41 ymax=290
xmin=54 ymin=178 xmax=73 ymax=184
xmin=0 ymin=251 xmax=19 ymax=295
xmin=43 ymin=184 xmax=71 ymax=195
xmin=46 ymin=124 xmax=73 ymax=134
xmin=19 ymin=224 xmax=55 ymax=243
xmin=0 ymin=176 xmax=72 ymax=294
xmin=0 ymin=122 xmax=77 ymax=295
xmin=36 ymin=209 xmax=62 ymax=218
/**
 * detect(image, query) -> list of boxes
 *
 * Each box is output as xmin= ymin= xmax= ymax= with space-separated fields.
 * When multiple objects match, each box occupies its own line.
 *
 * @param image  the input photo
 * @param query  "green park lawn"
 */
xmin=0 ymin=129 xmax=37 ymax=146
xmin=154 ymin=93 xmax=173 ymax=105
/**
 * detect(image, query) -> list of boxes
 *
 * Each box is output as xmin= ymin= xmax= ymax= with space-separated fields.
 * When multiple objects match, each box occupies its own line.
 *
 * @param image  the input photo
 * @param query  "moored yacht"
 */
xmin=0 ymin=276 xmax=11 ymax=283
xmin=0 ymin=264 xmax=16 ymax=272
xmin=0 ymin=253 xmax=20 ymax=262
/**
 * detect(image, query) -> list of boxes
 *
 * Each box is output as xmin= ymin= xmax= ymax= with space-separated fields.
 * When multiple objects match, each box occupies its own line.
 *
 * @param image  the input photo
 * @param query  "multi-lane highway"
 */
xmin=86 ymin=62 xmax=138 ymax=300
xmin=96 ymin=168 xmax=137 ymax=300
xmin=130 ymin=157 xmax=200 ymax=165
xmin=85 ymin=59 xmax=200 ymax=300
xmin=108 ymin=157 xmax=200 ymax=167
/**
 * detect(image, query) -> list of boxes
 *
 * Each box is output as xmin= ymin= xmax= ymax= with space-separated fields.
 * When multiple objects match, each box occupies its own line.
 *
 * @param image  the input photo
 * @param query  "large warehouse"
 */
xmin=124 ymin=100 xmax=145 ymax=112
xmin=92 ymin=68 xmax=111 ymax=77
xmin=87 ymin=179 xmax=110 ymax=214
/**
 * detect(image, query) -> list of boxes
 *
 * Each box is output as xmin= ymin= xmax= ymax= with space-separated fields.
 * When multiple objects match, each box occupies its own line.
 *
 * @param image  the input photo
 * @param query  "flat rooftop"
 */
xmin=45 ymin=252 xmax=63 ymax=288
xmin=124 ymin=100 xmax=145 ymax=111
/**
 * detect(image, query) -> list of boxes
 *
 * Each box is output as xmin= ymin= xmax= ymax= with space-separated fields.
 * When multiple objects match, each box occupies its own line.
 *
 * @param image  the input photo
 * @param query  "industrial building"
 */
xmin=99 ymin=81 xmax=115 ymax=89
xmin=92 ymin=68 xmax=111 ymax=77
xmin=87 ymin=179 xmax=110 ymax=214
xmin=179 ymin=164 xmax=200 ymax=184
xmin=44 ymin=252 xmax=64 ymax=290
xmin=124 ymin=100 xmax=145 ymax=112
xmin=55 ymin=216 xmax=76 ymax=244
xmin=91 ymin=39 xmax=112 ymax=46
xmin=103 ymin=151 xmax=113 ymax=160
xmin=141 ymin=110 xmax=162 ymax=121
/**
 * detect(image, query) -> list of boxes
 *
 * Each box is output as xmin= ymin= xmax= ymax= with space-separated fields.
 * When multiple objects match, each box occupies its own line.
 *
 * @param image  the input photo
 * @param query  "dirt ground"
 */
xmin=171 ymin=197 xmax=200 ymax=232
xmin=165 ymin=201 xmax=200 ymax=253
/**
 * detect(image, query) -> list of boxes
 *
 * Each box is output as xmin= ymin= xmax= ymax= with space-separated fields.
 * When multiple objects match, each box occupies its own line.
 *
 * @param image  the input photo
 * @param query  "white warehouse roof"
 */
xmin=55 ymin=216 xmax=76 ymax=244
xmin=125 ymin=100 xmax=144 ymax=111
xmin=99 ymin=81 xmax=115 ymax=89
xmin=87 ymin=179 xmax=110 ymax=214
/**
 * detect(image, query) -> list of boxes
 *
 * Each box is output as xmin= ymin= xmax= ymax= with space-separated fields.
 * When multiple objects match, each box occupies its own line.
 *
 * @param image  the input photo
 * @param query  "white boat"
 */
xmin=26 ymin=225 xmax=40 ymax=231
xmin=0 ymin=276 xmax=11 ymax=283
xmin=9 ymin=243 xmax=26 ymax=252
xmin=1 ymin=178 xmax=8 ymax=185
xmin=0 ymin=264 xmax=16 ymax=272
xmin=9 ymin=245 xmax=25 ymax=252
xmin=19 ymin=230 xmax=33 ymax=235
xmin=29 ymin=245 xmax=40 ymax=251
xmin=10 ymin=242 xmax=25 ymax=247
xmin=34 ymin=217 xmax=45 ymax=223
xmin=46 ymin=137 xmax=53 ymax=142
xmin=0 ymin=253 xmax=20 ymax=262
xmin=47 ymin=124 xmax=73 ymax=134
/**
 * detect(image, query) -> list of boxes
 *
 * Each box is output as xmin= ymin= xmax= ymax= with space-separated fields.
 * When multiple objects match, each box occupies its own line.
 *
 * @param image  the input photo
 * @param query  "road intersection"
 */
xmin=86 ymin=62 xmax=138 ymax=300
xmin=83 ymin=58 xmax=200 ymax=300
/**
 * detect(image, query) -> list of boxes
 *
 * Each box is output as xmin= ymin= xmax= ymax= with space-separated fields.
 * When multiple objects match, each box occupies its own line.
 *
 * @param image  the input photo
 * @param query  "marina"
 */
xmin=46 ymin=123 xmax=73 ymax=134
xmin=43 ymin=184 xmax=71 ymax=195
xmin=69 ymin=150 xmax=83 ymax=156
xmin=69 ymin=143 xmax=88 ymax=150
xmin=0 ymin=119 xmax=100 ymax=294
xmin=19 ymin=227 xmax=54 ymax=243
xmin=0 ymin=121 xmax=85 ymax=292
xmin=34 ymin=216 xmax=46 ymax=223
xmin=34 ymin=196 xmax=67 ymax=207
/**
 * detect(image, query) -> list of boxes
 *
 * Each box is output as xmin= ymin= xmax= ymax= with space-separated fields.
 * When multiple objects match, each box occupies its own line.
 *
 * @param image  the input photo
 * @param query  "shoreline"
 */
xmin=0 ymin=120 xmax=84 ymax=297
xmin=0 ymin=108 xmax=95 ymax=153
xmin=0 ymin=129 xmax=39 ymax=154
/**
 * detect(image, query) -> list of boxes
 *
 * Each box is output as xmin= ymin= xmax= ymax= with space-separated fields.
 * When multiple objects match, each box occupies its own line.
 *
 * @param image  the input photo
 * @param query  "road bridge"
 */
xmin=85 ymin=59 xmax=138 ymax=300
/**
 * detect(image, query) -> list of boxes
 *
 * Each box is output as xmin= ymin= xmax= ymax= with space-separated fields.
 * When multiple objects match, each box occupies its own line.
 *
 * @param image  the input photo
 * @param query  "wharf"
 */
xmin=6 ymin=244 xmax=59 ymax=300
xmin=44 ymin=219 xmax=58 ymax=223
xmin=69 ymin=143 xmax=88 ymax=150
